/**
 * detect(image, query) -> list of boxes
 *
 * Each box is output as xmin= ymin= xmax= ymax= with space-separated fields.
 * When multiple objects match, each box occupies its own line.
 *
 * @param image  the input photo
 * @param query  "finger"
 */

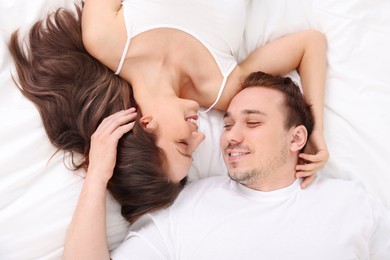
xmin=96 ymin=109 xmax=137 ymax=136
xmin=298 ymin=152 xmax=321 ymax=163
xmin=296 ymin=168 xmax=316 ymax=179
xmin=96 ymin=108 xmax=136 ymax=132
xmin=101 ymin=108 xmax=136 ymax=129
xmin=112 ymin=121 xmax=136 ymax=140
xmin=295 ymin=161 xmax=324 ymax=173
xmin=300 ymin=175 xmax=316 ymax=189
xmin=299 ymin=150 xmax=329 ymax=164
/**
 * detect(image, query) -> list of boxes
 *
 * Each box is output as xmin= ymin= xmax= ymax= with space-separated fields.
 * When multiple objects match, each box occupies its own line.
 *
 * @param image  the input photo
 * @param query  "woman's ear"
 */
xmin=140 ymin=115 xmax=158 ymax=132
xmin=290 ymin=125 xmax=308 ymax=152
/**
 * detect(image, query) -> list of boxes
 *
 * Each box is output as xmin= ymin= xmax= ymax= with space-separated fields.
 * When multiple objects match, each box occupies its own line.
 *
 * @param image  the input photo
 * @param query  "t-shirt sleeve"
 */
xmin=110 ymin=213 xmax=173 ymax=260
xmin=370 ymin=199 xmax=390 ymax=259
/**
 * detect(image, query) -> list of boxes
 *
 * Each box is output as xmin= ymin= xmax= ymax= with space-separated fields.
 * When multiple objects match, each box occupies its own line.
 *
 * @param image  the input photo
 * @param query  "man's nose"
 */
xmin=224 ymin=125 xmax=244 ymax=145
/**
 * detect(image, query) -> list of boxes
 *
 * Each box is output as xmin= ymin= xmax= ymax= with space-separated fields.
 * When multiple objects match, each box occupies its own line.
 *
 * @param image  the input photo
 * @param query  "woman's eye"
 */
xmin=177 ymin=141 xmax=189 ymax=153
xmin=177 ymin=140 xmax=189 ymax=149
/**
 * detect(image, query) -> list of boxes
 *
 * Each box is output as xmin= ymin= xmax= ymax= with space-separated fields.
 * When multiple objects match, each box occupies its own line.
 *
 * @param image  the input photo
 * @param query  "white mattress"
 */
xmin=1 ymin=0 xmax=389 ymax=259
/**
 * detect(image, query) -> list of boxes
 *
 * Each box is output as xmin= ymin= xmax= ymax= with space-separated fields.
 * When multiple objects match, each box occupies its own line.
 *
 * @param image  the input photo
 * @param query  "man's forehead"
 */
xmin=238 ymin=86 xmax=280 ymax=97
xmin=227 ymin=87 xmax=282 ymax=111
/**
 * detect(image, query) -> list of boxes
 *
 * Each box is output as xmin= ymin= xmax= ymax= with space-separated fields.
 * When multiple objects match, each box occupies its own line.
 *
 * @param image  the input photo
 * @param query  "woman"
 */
xmin=9 ymin=0 xmax=327 ymax=227
xmin=80 ymin=0 xmax=327 ymax=183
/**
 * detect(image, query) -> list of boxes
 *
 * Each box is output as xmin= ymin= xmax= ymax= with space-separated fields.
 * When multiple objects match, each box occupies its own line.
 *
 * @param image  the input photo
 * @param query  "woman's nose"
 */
xmin=184 ymin=98 xmax=200 ymax=111
xmin=189 ymin=131 xmax=205 ymax=152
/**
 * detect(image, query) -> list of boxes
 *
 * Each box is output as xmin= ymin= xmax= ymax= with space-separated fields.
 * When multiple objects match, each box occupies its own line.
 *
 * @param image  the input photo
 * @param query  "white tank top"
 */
xmin=115 ymin=0 xmax=247 ymax=111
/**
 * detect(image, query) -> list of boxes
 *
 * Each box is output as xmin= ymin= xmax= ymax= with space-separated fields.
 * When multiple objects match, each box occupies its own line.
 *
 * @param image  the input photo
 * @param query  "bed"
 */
xmin=1 ymin=0 xmax=389 ymax=259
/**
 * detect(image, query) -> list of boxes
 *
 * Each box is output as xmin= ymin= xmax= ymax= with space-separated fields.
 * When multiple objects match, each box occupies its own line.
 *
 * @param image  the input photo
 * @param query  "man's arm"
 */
xmin=239 ymin=29 xmax=327 ymax=132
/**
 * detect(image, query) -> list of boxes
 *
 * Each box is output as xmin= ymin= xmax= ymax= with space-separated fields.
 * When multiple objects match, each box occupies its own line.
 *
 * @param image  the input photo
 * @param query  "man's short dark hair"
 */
xmin=241 ymin=71 xmax=314 ymax=136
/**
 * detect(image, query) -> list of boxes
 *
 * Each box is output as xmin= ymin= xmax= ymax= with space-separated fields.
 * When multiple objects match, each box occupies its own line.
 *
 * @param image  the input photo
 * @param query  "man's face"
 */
xmin=220 ymin=87 xmax=291 ymax=188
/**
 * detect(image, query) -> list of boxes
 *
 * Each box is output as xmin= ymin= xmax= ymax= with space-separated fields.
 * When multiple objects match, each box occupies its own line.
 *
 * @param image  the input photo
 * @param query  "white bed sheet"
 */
xmin=1 ymin=0 xmax=389 ymax=259
xmin=0 ymin=1 xmax=129 ymax=259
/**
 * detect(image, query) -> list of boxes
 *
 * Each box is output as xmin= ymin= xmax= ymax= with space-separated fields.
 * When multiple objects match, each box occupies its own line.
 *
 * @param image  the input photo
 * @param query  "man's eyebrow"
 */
xmin=223 ymin=111 xmax=231 ymax=119
xmin=223 ymin=109 xmax=267 ymax=119
xmin=242 ymin=109 xmax=267 ymax=116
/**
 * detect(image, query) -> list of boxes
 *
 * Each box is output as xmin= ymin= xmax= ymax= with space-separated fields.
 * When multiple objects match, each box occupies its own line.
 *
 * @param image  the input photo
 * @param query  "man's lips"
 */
xmin=226 ymin=149 xmax=250 ymax=161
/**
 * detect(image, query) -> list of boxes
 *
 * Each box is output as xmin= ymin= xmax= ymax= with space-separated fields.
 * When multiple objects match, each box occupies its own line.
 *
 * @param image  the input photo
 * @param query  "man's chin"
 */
xmin=228 ymin=167 xmax=261 ymax=186
xmin=228 ymin=170 xmax=247 ymax=182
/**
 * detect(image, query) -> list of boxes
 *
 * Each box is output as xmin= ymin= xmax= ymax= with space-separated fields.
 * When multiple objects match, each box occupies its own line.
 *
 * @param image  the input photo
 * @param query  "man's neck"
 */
xmin=244 ymin=170 xmax=297 ymax=192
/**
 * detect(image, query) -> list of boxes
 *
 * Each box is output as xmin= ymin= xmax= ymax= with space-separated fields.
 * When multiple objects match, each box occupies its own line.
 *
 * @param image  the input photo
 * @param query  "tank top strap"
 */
xmin=115 ymin=34 xmax=131 ymax=75
xmin=200 ymin=63 xmax=236 ymax=113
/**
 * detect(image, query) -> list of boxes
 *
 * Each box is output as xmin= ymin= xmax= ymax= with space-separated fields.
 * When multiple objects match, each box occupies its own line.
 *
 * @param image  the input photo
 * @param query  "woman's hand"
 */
xmin=295 ymin=129 xmax=329 ymax=188
xmin=87 ymin=108 xmax=137 ymax=183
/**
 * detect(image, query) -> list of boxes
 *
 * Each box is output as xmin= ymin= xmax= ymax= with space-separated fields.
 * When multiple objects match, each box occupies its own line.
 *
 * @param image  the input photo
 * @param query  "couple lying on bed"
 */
xmin=11 ymin=0 xmax=389 ymax=258
xmin=10 ymin=0 xmax=327 ymax=219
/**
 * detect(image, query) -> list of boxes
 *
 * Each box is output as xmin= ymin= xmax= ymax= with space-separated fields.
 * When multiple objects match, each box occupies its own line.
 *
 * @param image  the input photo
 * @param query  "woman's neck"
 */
xmin=132 ymin=58 xmax=182 ymax=96
xmin=121 ymin=28 xmax=222 ymax=107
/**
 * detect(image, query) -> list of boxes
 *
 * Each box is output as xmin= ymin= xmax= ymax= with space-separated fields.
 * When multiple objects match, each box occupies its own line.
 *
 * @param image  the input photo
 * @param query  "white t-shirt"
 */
xmin=188 ymin=109 xmax=226 ymax=182
xmin=111 ymin=176 xmax=390 ymax=259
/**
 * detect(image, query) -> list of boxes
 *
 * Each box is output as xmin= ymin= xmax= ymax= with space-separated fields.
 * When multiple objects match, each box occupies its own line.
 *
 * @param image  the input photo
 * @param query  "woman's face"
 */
xmin=142 ymin=96 xmax=205 ymax=182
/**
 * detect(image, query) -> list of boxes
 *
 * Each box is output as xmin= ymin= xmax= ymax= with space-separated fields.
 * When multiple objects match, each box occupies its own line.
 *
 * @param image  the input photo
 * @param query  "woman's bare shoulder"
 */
xmin=82 ymin=0 xmax=127 ymax=71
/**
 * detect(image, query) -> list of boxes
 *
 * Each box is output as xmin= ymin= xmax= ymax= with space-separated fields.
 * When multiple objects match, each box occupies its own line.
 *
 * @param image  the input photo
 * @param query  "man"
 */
xmin=110 ymin=71 xmax=390 ymax=259
xmin=66 ymin=71 xmax=390 ymax=259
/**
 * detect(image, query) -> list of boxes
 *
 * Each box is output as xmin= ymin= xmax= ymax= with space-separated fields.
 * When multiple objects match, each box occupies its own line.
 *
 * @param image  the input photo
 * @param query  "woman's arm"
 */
xmin=63 ymin=108 xmax=137 ymax=260
xmin=239 ymin=29 xmax=329 ymax=187
xmin=63 ymin=170 xmax=111 ymax=260
xmin=81 ymin=0 xmax=127 ymax=71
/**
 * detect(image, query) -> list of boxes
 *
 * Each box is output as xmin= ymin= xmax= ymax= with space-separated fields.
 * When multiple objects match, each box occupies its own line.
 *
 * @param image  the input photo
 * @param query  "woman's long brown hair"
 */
xmin=8 ymin=6 xmax=184 ymax=223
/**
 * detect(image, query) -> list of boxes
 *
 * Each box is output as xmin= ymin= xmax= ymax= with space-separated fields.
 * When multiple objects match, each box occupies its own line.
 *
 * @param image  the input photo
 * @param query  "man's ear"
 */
xmin=140 ymin=115 xmax=158 ymax=132
xmin=290 ymin=125 xmax=308 ymax=152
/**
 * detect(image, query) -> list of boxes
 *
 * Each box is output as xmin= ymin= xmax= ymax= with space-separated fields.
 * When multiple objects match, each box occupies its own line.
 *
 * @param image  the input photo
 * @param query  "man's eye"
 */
xmin=247 ymin=122 xmax=261 ymax=127
xmin=223 ymin=124 xmax=233 ymax=130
